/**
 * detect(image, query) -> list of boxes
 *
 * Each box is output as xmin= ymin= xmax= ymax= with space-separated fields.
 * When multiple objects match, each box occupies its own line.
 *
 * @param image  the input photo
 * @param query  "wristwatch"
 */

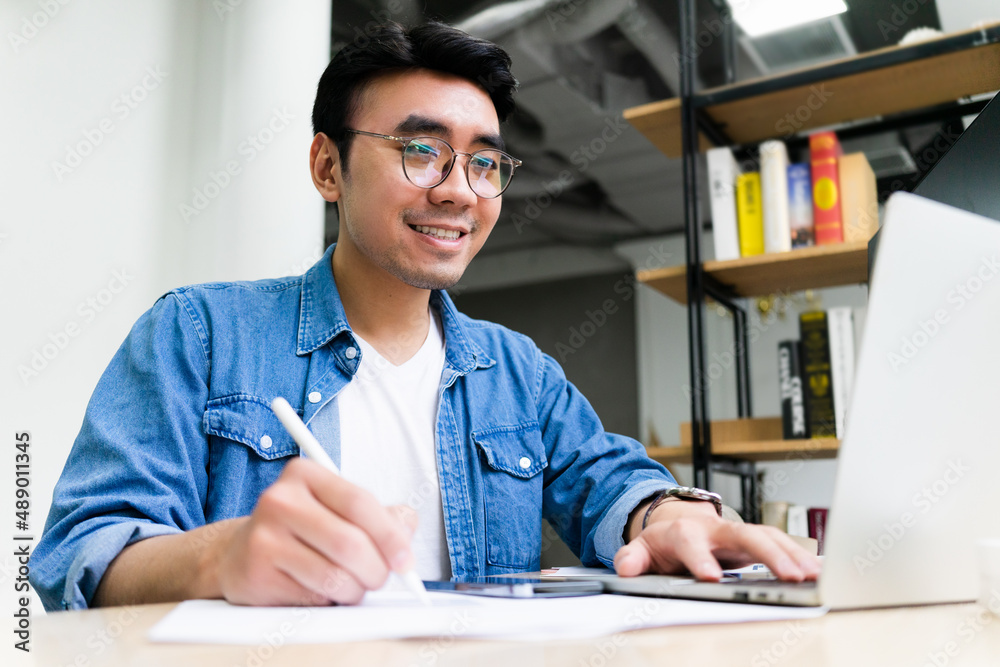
xmin=642 ymin=486 xmax=724 ymax=530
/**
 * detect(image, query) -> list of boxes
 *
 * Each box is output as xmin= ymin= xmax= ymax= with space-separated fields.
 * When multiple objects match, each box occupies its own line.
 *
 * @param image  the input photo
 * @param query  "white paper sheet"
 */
xmin=148 ymin=591 xmax=828 ymax=644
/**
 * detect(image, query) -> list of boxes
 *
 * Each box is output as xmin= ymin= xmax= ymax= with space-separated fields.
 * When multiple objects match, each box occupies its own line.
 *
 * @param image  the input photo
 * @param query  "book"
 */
xmin=760 ymin=140 xmax=791 ymax=253
xmin=809 ymin=131 xmax=844 ymax=245
xmin=787 ymin=163 xmax=814 ymax=248
xmin=736 ymin=172 xmax=764 ymax=257
xmin=827 ymin=307 xmax=856 ymax=439
xmin=778 ymin=340 xmax=809 ymax=439
xmin=707 ymin=147 xmax=742 ymax=261
xmin=808 ymin=508 xmax=829 ymax=555
xmin=762 ymin=501 xmax=790 ymax=532
xmin=839 ymin=152 xmax=880 ymax=243
xmin=786 ymin=505 xmax=809 ymax=538
xmin=799 ymin=310 xmax=836 ymax=438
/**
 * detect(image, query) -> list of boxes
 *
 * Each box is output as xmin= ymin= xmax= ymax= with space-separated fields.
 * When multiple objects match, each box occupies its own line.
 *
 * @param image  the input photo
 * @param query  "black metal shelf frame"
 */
xmin=679 ymin=0 xmax=758 ymax=520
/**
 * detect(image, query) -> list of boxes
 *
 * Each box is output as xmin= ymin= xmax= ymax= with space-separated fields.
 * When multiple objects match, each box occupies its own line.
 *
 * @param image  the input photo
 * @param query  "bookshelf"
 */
xmin=624 ymin=7 xmax=1000 ymax=520
xmin=637 ymin=241 xmax=869 ymax=305
xmin=624 ymin=23 xmax=1000 ymax=159
xmin=648 ymin=417 xmax=839 ymax=465
xmin=648 ymin=441 xmax=839 ymax=465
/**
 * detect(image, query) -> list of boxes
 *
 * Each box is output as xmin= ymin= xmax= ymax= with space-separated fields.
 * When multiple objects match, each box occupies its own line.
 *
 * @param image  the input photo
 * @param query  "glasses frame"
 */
xmin=345 ymin=129 xmax=522 ymax=199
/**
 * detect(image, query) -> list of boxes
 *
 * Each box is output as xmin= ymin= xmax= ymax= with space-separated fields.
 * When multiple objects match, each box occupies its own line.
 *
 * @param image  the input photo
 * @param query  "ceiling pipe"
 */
xmin=458 ymin=0 xmax=635 ymax=46
xmin=519 ymin=0 xmax=635 ymax=46
xmin=454 ymin=0 xmax=551 ymax=40
xmin=616 ymin=3 xmax=705 ymax=95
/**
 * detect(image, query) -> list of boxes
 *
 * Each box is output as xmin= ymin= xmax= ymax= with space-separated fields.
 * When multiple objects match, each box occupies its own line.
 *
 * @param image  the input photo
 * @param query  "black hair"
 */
xmin=312 ymin=21 xmax=518 ymax=173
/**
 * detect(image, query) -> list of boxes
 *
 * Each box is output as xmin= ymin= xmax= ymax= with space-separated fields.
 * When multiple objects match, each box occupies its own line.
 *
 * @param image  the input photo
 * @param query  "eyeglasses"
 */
xmin=346 ymin=129 xmax=522 ymax=199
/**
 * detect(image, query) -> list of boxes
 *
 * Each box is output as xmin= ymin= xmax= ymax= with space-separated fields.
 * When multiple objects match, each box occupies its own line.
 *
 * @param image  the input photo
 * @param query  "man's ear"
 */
xmin=309 ymin=133 xmax=342 ymax=203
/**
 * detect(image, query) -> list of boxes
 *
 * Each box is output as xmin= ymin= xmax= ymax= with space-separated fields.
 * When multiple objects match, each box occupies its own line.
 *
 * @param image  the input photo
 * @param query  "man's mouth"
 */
xmin=409 ymin=224 xmax=464 ymax=241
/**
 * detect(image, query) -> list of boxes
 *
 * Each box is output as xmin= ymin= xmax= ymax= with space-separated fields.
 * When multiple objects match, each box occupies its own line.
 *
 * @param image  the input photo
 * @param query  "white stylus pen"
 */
xmin=270 ymin=396 xmax=432 ymax=606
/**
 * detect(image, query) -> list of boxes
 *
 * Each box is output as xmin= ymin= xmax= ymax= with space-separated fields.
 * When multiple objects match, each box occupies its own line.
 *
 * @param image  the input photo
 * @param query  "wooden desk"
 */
xmin=35 ymin=600 xmax=1000 ymax=666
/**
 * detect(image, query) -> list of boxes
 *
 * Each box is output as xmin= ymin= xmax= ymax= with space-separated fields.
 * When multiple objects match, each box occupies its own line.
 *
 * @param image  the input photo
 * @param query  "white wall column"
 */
xmin=1 ymin=0 xmax=330 ymax=623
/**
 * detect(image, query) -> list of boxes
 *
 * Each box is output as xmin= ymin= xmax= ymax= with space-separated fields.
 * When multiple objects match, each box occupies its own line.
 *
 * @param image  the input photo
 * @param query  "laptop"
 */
xmin=598 ymin=191 xmax=1000 ymax=609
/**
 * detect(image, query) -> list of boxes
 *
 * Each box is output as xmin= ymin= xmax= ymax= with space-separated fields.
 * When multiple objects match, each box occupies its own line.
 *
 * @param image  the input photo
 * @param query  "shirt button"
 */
xmin=260 ymin=435 xmax=272 ymax=449
xmin=519 ymin=457 xmax=531 ymax=469
xmin=308 ymin=391 xmax=322 ymax=403
xmin=345 ymin=346 xmax=358 ymax=360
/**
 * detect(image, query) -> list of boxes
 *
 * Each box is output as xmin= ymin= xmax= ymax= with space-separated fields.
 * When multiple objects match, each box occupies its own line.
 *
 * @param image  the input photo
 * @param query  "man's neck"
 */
xmin=331 ymin=244 xmax=433 ymax=366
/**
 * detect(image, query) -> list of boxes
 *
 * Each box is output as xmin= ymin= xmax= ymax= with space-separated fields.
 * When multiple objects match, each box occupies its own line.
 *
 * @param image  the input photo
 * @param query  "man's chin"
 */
xmin=395 ymin=266 xmax=466 ymax=291
xmin=405 ymin=275 xmax=464 ymax=291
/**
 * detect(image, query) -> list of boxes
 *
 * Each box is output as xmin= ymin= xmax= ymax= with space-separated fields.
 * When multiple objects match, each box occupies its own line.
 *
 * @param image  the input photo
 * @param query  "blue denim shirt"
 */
xmin=31 ymin=245 xmax=677 ymax=611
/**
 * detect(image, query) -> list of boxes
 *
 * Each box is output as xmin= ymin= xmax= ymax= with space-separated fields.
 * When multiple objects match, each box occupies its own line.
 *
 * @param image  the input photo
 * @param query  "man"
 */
xmin=32 ymin=22 xmax=819 ymax=611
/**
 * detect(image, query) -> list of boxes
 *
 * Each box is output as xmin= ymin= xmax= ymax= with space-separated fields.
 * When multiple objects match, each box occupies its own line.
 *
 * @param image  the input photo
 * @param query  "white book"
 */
xmin=706 ymin=147 xmax=742 ymax=261
xmin=786 ymin=505 xmax=809 ymax=538
xmin=760 ymin=140 xmax=791 ymax=253
xmin=827 ymin=306 xmax=856 ymax=439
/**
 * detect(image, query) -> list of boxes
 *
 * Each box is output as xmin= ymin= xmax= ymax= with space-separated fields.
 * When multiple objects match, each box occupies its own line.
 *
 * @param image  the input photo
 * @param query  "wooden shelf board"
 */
xmin=624 ymin=25 xmax=1000 ymax=158
xmin=637 ymin=240 xmax=869 ymax=304
xmin=648 ymin=439 xmax=840 ymax=464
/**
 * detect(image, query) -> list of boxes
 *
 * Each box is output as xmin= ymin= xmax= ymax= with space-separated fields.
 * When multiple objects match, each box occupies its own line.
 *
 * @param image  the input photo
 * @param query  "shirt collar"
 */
xmin=297 ymin=244 xmax=350 ymax=355
xmin=297 ymin=245 xmax=495 ymax=372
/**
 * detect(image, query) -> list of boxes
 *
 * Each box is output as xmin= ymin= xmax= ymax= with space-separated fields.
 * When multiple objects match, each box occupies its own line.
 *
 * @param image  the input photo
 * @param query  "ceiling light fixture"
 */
xmin=728 ymin=0 xmax=849 ymax=38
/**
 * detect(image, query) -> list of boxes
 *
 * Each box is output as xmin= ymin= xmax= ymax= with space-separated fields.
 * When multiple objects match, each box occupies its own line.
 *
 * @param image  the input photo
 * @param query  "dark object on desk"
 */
xmin=868 ymin=90 xmax=1000 ymax=282
xmin=423 ymin=578 xmax=604 ymax=598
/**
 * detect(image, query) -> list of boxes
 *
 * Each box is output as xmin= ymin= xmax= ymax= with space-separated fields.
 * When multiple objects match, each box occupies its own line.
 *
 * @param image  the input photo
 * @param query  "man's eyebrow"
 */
xmin=393 ymin=114 xmax=505 ymax=152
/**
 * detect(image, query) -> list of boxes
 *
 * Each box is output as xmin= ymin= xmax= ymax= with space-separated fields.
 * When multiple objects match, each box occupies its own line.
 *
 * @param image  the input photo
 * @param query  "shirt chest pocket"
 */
xmin=472 ymin=422 xmax=548 ymax=570
xmin=203 ymin=395 xmax=300 ymax=517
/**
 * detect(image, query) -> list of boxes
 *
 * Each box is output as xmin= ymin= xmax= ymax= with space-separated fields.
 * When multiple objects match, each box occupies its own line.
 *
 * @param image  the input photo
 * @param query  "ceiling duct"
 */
xmin=740 ymin=15 xmax=856 ymax=74
xmin=454 ymin=0 xmax=550 ymax=41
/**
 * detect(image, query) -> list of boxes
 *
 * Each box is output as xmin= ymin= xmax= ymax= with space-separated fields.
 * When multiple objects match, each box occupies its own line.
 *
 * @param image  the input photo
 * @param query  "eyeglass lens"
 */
xmin=402 ymin=137 xmax=513 ymax=198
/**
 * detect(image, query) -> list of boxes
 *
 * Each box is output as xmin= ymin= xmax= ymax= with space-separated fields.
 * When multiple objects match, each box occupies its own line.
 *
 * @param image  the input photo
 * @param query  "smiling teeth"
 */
xmin=415 ymin=225 xmax=461 ymax=240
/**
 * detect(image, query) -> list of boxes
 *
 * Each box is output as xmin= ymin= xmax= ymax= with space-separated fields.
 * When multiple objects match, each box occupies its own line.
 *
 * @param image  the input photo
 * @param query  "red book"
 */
xmin=809 ymin=132 xmax=844 ymax=245
xmin=808 ymin=507 xmax=829 ymax=555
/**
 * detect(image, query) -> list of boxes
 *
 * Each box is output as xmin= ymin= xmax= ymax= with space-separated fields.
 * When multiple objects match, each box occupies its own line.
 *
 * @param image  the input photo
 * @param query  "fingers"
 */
xmin=294 ymin=459 xmax=416 ymax=574
xmin=614 ymin=538 xmax=653 ymax=577
xmin=273 ymin=496 xmax=393 ymax=591
xmin=665 ymin=521 xmax=725 ymax=580
xmin=388 ymin=504 xmax=419 ymax=537
xmin=761 ymin=529 xmax=823 ymax=579
xmin=269 ymin=537 xmax=368 ymax=604
xmin=615 ymin=514 xmax=824 ymax=583
xmin=624 ymin=518 xmax=726 ymax=580
xmin=712 ymin=523 xmax=822 ymax=581
xmin=218 ymin=458 xmax=418 ymax=606
xmin=717 ymin=523 xmax=807 ymax=581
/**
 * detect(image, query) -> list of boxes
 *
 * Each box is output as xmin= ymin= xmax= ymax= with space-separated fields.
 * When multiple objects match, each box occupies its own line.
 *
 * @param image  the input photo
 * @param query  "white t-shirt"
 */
xmin=336 ymin=309 xmax=451 ymax=581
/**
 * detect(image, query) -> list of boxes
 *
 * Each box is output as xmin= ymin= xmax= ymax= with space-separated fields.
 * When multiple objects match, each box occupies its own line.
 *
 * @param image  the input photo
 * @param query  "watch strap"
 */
xmin=641 ymin=486 xmax=724 ymax=530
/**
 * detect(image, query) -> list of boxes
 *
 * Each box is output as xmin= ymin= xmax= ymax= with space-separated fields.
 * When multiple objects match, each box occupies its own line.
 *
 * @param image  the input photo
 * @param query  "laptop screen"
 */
xmin=912 ymin=91 xmax=1000 ymax=222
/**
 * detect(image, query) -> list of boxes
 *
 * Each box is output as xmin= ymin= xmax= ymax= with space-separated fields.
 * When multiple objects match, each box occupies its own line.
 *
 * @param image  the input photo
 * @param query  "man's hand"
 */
xmin=94 ymin=458 xmax=417 ymax=607
xmin=212 ymin=458 xmax=418 ymax=605
xmin=613 ymin=497 xmax=822 ymax=582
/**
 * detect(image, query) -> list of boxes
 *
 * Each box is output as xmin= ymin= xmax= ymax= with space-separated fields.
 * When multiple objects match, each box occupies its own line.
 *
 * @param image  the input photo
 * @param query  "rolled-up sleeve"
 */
xmin=534 ymin=351 xmax=677 ymax=569
xmin=30 ymin=292 xmax=211 ymax=611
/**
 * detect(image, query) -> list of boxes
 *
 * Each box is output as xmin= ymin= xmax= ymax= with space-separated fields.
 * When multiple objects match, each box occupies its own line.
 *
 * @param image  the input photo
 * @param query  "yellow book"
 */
xmin=736 ymin=172 xmax=764 ymax=257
